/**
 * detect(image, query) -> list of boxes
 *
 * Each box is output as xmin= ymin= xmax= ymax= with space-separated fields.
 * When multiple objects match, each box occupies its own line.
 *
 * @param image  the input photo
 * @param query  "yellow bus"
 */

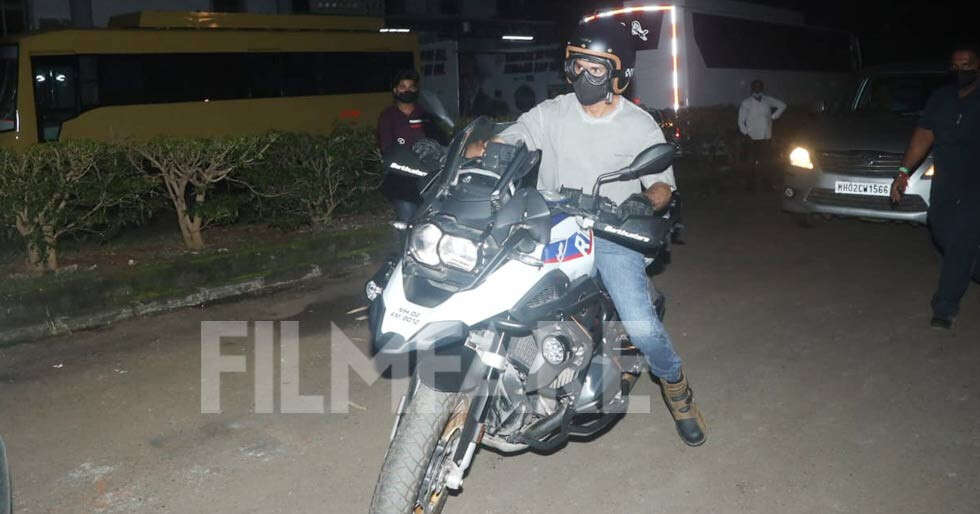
xmin=0 ymin=11 xmax=418 ymax=149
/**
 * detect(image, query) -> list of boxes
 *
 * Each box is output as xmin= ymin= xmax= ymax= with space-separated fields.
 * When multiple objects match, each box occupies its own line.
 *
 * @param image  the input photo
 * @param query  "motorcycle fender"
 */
xmin=416 ymin=342 xmax=488 ymax=393
xmin=372 ymin=306 xmax=468 ymax=356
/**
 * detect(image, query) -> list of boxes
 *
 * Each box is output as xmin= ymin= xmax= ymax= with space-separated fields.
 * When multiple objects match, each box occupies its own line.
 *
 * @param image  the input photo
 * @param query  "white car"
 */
xmin=782 ymin=64 xmax=947 ymax=225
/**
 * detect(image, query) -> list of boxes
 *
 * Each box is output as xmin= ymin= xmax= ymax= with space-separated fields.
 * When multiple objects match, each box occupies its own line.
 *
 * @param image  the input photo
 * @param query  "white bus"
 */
xmin=419 ymin=0 xmax=859 ymax=119
xmin=615 ymin=0 xmax=860 ymax=110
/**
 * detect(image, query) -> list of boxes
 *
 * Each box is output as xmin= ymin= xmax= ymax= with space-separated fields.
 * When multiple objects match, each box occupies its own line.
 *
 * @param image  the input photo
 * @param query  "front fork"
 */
xmin=443 ymin=328 xmax=510 ymax=489
xmin=389 ymin=325 xmax=512 ymax=491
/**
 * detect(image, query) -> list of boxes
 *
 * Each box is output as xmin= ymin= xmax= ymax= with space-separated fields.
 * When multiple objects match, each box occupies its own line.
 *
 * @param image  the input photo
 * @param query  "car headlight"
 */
xmin=789 ymin=147 xmax=814 ymax=169
xmin=924 ymin=164 xmax=935 ymax=178
xmin=438 ymin=234 xmax=479 ymax=271
xmin=409 ymin=223 xmax=442 ymax=266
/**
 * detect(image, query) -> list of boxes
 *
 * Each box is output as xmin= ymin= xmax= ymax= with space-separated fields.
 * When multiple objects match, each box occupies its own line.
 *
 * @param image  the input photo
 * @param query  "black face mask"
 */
xmin=572 ymin=74 xmax=610 ymax=106
xmin=394 ymin=90 xmax=419 ymax=104
xmin=954 ymin=69 xmax=978 ymax=89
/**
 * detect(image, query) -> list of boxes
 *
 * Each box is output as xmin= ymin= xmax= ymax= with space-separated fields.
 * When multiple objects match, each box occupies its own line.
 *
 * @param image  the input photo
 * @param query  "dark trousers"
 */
xmin=928 ymin=196 xmax=980 ymax=318
xmin=742 ymin=138 xmax=772 ymax=188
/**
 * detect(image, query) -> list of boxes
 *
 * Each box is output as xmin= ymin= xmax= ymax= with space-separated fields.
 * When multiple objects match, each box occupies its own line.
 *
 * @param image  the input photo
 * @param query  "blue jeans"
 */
xmin=594 ymin=237 xmax=683 ymax=382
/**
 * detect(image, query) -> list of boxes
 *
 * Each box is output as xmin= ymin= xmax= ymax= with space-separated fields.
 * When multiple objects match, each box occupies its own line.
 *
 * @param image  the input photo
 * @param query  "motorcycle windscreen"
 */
xmin=423 ymin=116 xmax=509 ymax=201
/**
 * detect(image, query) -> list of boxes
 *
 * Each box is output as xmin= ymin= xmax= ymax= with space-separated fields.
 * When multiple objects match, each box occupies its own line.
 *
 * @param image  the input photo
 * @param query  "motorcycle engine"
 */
xmin=486 ymin=319 xmax=600 ymax=439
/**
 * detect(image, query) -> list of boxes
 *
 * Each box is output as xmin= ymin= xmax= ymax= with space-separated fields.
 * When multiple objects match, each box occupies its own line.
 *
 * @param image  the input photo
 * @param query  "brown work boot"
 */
xmin=660 ymin=372 xmax=707 ymax=447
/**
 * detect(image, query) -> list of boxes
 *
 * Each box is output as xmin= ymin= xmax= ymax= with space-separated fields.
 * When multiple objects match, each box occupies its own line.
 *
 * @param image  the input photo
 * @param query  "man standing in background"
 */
xmin=377 ymin=69 xmax=428 ymax=222
xmin=738 ymin=79 xmax=786 ymax=191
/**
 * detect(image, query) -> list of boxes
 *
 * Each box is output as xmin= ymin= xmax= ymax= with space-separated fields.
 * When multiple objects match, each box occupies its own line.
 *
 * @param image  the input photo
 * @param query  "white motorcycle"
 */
xmin=367 ymin=117 xmax=681 ymax=513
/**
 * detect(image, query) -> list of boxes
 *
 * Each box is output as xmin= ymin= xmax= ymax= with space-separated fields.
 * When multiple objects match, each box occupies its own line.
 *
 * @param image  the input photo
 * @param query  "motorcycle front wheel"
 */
xmin=370 ymin=381 xmax=469 ymax=514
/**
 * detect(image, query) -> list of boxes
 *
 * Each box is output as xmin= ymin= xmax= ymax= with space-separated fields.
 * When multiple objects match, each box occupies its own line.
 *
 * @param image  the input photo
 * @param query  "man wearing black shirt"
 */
xmin=892 ymin=45 xmax=980 ymax=329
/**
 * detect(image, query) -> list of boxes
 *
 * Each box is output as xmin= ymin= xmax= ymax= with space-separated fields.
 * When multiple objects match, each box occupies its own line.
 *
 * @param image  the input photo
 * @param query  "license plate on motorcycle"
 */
xmin=834 ymin=181 xmax=890 ymax=197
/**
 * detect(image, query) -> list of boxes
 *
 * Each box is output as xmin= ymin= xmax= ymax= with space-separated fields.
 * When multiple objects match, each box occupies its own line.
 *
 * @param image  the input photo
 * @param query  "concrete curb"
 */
xmin=0 ymin=225 xmax=390 ymax=346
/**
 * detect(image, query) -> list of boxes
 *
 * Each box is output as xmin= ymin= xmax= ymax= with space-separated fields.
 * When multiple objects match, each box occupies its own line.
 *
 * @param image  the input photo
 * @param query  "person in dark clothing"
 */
xmin=892 ymin=44 xmax=980 ymax=329
xmin=378 ymin=69 xmax=428 ymax=222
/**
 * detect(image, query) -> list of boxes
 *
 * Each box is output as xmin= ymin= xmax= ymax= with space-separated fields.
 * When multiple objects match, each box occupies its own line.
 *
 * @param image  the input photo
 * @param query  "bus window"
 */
xmin=248 ymin=53 xmax=283 ymax=98
xmin=22 ymin=50 xmax=415 ymax=140
xmin=0 ymin=45 xmax=16 ymax=133
xmin=98 ymin=55 xmax=145 ymax=106
xmin=692 ymin=13 xmax=854 ymax=73
xmin=32 ymin=56 xmax=79 ymax=141
xmin=79 ymin=56 xmax=100 ymax=110
xmin=284 ymin=53 xmax=317 ymax=97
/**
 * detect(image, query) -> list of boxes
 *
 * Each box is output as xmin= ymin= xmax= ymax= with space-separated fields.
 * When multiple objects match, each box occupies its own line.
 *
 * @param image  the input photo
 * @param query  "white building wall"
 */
xmin=419 ymin=40 xmax=460 ymax=119
xmin=477 ymin=46 xmax=564 ymax=115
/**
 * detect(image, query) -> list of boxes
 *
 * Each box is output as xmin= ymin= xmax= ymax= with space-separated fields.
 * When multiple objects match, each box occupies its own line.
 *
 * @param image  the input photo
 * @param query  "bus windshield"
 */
xmin=0 ymin=45 xmax=16 ymax=132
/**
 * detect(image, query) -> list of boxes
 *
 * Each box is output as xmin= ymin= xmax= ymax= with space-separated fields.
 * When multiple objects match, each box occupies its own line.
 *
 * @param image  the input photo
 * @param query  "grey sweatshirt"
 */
xmin=500 ymin=93 xmax=676 ymax=205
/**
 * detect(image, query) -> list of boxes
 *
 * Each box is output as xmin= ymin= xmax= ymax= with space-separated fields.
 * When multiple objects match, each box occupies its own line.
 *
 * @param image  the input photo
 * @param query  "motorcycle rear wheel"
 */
xmin=370 ymin=381 xmax=467 ymax=514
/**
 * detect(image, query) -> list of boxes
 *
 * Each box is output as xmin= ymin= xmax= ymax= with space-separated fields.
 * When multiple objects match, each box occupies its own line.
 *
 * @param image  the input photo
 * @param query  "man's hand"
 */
xmin=645 ymin=182 xmax=673 ymax=211
xmin=890 ymin=173 xmax=909 ymax=203
xmin=464 ymin=140 xmax=487 ymax=159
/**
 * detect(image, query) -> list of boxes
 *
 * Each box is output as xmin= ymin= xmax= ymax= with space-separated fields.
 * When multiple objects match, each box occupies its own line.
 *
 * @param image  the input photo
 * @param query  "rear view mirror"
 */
xmin=619 ymin=143 xmax=675 ymax=181
xmin=1 ymin=435 xmax=10 ymax=514
xmin=589 ymin=143 xmax=676 ymax=208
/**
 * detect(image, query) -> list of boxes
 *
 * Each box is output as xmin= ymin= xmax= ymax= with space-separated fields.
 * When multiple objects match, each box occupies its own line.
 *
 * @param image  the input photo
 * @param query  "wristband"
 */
xmin=898 ymin=166 xmax=911 ymax=175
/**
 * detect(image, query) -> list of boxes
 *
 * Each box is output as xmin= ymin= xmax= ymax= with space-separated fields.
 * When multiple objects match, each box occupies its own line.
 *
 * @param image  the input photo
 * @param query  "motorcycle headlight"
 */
xmin=438 ymin=235 xmax=479 ymax=272
xmin=409 ymin=223 xmax=442 ymax=266
xmin=789 ymin=147 xmax=814 ymax=169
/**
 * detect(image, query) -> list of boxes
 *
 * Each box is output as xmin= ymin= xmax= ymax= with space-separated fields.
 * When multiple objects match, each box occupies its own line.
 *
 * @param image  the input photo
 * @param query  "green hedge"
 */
xmin=0 ymin=124 xmax=386 ymax=273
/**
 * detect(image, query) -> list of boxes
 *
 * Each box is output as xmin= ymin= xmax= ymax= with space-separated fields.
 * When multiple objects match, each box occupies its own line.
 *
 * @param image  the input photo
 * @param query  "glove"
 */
xmin=412 ymin=138 xmax=447 ymax=173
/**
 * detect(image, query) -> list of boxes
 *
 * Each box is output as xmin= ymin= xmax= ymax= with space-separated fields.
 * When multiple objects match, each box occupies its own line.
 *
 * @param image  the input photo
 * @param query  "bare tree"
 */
xmin=128 ymin=135 xmax=275 ymax=250
xmin=0 ymin=141 xmax=150 ymax=273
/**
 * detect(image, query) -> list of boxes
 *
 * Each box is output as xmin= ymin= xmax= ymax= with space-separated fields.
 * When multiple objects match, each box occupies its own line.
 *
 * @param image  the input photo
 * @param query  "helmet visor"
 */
xmin=564 ymin=54 xmax=613 ymax=86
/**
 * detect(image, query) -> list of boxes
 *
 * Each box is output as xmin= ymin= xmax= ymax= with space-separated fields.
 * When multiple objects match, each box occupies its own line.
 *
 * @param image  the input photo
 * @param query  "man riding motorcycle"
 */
xmin=488 ymin=17 xmax=708 ymax=446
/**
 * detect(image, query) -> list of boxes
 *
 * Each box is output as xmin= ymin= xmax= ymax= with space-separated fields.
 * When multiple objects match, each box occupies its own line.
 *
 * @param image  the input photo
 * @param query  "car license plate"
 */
xmin=834 ymin=181 xmax=890 ymax=197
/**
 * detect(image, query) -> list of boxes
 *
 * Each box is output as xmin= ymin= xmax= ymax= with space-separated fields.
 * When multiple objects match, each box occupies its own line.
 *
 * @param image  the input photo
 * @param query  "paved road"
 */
xmin=1 ymin=193 xmax=978 ymax=514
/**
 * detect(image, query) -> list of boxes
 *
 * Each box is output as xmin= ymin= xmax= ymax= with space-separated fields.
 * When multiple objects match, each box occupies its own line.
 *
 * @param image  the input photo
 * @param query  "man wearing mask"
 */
xmin=378 ymin=70 xmax=428 ymax=222
xmin=487 ymin=17 xmax=708 ymax=446
xmin=891 ymin=44 xmax=980 ymax=330
xmin=738 ymin=80 xmax=786 ymax=191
